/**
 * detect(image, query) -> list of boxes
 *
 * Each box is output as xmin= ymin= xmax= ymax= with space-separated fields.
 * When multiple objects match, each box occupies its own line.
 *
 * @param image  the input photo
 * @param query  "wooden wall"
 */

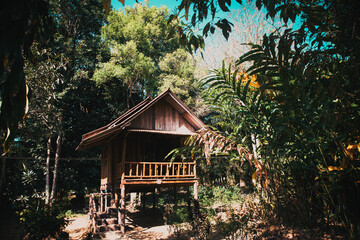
xmin=131 ymin=99 xmax=194 ymax=132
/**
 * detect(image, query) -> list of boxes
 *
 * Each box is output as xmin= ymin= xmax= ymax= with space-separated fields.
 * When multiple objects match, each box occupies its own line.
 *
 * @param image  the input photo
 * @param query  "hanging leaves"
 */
xmin=183 ymin=127 xmax=269 ymax=188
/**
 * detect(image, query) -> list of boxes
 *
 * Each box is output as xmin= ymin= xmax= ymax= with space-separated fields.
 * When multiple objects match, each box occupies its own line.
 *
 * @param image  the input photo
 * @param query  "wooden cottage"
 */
xmin=76 ymin=89 xmax=205 ymax=234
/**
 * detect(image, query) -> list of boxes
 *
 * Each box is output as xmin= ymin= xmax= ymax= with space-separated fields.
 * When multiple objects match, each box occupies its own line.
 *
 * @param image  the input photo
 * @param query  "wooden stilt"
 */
xmin=152 ymin=188 xmax=157 ymax=211
xmin=142 ymin=192 xmax=147 ymax=211
xmin=120 ymin=185 xmax=126 ymax=235
xmin=115 ymin=193 xmax=119 ymax=208
xmin=173 ymin=185 xmax=177 ymax=206
xmin=193 ymin=181 xmax=198 ymax=201
xmin=104 ymin=193 xmax=108 ymax=211
xmin=130 ymin=192 xmax=136 ymax=207
xmin=100 ymin=193 xmax=104 ymax=212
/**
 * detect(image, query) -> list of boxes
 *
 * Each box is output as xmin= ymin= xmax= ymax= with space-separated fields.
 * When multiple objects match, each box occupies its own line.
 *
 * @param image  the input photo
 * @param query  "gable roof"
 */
xmin=76 ymin=88 xmax=206 ymax=151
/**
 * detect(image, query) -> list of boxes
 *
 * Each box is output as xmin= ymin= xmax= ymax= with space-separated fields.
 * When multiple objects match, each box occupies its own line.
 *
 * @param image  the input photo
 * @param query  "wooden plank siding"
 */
xmin=131 ymin=98 xmax=194 ymax=133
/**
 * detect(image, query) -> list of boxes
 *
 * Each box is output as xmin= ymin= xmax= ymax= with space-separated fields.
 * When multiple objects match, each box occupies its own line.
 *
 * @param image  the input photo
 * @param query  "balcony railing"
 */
xmin=120 ymin=161 xmax=196 ymax=180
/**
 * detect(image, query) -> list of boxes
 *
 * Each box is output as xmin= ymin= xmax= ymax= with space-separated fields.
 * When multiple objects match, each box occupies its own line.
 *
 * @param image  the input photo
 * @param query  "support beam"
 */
xmin=100 ymin=193 xmax=104 ymax=212
xmin=152 ymin=188 xmax=157 ymax=211
xmin=120 ymin=185 xmax=126 ymax=235
xmin=173 ymin=185 xmax=177 ymax=207
xmin=121 ymin=133 xmax=128 ymax=184
xmin=130 ymin=192 xmax=137 ymax=208
xmin=104 ymin=193 xmax=108 ymax=211
xmin=115 ymin=193 xmax=119 ymax=208
xmin=142 ymin=192 xmax=147 ymax=211
xmin=193 ymin=181 xmax=198 ymax=201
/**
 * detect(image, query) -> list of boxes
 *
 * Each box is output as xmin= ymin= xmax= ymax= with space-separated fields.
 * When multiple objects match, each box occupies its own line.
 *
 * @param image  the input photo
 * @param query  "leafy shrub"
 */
xmin=198 ymin=185 xmax=244 ymax=207
xmin=187 ymin=199 xmax=213 ymax=240
xmin=19 ymin=201 xmax=68 ymax=240
xmin=215 ymin=207 xmax=251 ymax=240
xmin=163 ymin=204 xmax=189 ymax=225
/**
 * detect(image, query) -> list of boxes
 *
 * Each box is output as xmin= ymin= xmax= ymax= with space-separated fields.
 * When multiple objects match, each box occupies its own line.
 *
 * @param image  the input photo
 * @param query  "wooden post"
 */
xmin=100 ymin=193 xmax=104 ymax=212
xmin=120 ymin=185 xmax=126 ymax=235
xmin=104 ymin=193 xmax=108 ymax=211
xmin=130 ymin=192 xmax=137 ymax=207
xmin=121 ymin=135 xmax=127 ymax=183
xmin=115 ymin=193 xmax=119 ymax=208
xmin=142 ymin=192 xmax=147 ymax=211
xmin=152 ymin=188 xmax=157 ymax=211
xmin=193 ymin=181 xmax=198 ymax=201
xmin=173 ymin=185 xmax=177 ymax=207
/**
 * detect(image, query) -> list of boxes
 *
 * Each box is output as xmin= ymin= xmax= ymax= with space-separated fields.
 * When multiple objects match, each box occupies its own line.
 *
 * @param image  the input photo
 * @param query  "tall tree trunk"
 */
xmin=50 ymin=132 xmax=61 ymax=201
xmin=45 ymin=136 xmax=51 ymax=204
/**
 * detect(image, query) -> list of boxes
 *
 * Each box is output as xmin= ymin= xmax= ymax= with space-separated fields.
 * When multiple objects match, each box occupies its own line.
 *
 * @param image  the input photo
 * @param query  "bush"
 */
xmin=198 ymin=185 xmax=244 ymax=207
xmin=19 ymin=201 xmax=68 ymax=240
xmin=215 ymin=207 xmax=252 ymax=240
xmin=187 ymin=199 xmax=213 ymax=240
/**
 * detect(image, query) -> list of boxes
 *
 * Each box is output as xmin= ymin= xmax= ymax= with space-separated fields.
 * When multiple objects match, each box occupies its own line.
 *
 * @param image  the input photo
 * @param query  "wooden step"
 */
xmin=96 ymin=217 xmax=118 ymax=225
xmin=95 ymin=212 xmax=111 ymax=219
xmin=96 ymin=224 xmax=120 ymax=232
xmin=106 ymin=207 xmax=118 ymax=217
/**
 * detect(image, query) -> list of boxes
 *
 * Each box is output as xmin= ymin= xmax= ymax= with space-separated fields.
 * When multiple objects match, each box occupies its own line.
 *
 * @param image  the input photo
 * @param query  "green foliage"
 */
xmin=3 ymin=2 xmax=109 ymax=234
xmin=96 ymin=2 xmax=180 ymax=100
xmin=93 ymin=40 xmax=155 ymax=109
xmin=178 ymin=0 xmax=360 ymax=237
xmin=187 ymin=200 xmax=213 ymax=240
xmin=198 ymin=185 xmax=244 ymax=207
xmin=158 ymin=48 xmax=208 ymax=116
xmin=215 ymin=209 xmax=250 ymax=240
xmin=164 ymin=204 xmax=189 ymax=225
xmin=94 ymin=2 xmax=206 ymax=115
xmin=0 ymin=0 xmax=52 ymax=152
xmin=19 ymin=201 xmax=68 ymax=240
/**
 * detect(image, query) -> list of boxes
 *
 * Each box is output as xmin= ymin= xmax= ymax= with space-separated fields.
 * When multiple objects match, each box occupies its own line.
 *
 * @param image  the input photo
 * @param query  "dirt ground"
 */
xmin=64 ymin=209 xmax=175 ymax=240
xmin=64 ymin=209 xmax=346 ymax=240
xmin=65 ymin=215 xmax=90 ymax=240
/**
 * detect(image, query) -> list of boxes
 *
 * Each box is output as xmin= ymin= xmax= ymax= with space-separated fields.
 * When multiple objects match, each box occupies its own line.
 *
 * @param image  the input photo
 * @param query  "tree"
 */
xmin=173 ymin=0 xmax=360 ymax=237
xmin=0 ymin=0 xmax=52 ymax=153
xmin=93 ymin=2 xmax=189 ymax=111
xmin=197 ymin=2 xmax=283 ymax=70
xmin=158 ymin=48 xmax=209 ymax=117
xmin=24 ymin=46 xmax=66 ymax=203
xmin=93 ymin=41 xmax=155 ymax=109
xmin=11 ymin=0 xmax=110 ymax=203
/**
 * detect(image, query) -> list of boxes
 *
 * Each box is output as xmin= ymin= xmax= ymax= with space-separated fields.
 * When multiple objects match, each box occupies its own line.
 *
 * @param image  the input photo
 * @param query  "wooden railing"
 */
xmin=88 ymin=192 xmax=112 ymax=213
xmin=121 ymin=161 xmax=196 ymax=179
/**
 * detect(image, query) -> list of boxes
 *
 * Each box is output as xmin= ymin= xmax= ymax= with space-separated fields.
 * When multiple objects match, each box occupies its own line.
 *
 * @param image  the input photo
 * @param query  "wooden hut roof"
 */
xmin=76 ymin=88 xmax=206 ymax=151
